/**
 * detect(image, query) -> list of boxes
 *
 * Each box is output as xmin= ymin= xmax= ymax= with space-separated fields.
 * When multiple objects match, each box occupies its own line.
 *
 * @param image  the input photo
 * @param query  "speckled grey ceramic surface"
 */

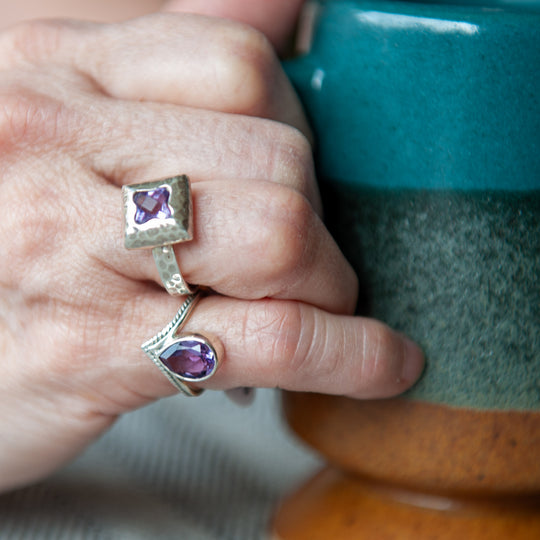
xmin=323 ymin=185 xmax=540 ymax=410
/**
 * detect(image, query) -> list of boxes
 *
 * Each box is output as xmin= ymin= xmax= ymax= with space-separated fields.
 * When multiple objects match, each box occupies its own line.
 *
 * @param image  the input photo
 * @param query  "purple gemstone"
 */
xmin=159 ymin=339 xmax=216 ymax=380
xmin=133 ymin=188 xmax=171 ymax=224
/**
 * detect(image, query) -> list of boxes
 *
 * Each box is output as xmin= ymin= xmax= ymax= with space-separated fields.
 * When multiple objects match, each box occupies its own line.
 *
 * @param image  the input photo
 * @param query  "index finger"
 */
xmin=1 ymin=13 xmax=311 ymax=136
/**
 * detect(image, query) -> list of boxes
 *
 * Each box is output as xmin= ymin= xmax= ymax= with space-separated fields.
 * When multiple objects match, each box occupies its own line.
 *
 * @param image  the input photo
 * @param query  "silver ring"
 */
xmin=123 ymin=175 xmax=196 ymax=295
xmin=141 ymin=292 xmax=220 ymax=396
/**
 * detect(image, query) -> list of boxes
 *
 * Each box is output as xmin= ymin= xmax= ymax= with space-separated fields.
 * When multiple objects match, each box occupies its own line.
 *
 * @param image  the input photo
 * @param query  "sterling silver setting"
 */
xmin=141 ymin=293 xmax=220 ymax=397
xmin=123 ymin=175 xmax=195 ymax=295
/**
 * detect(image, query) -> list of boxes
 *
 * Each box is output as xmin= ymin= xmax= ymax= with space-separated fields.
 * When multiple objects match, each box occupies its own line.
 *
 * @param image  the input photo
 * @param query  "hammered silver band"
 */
xmin=123 ymin=175 xmax=195 ymax=296
xmin=152 ymin=245 xmax=195 ymax=295
xmin=141 ymin=292 xmax=220 ymax=397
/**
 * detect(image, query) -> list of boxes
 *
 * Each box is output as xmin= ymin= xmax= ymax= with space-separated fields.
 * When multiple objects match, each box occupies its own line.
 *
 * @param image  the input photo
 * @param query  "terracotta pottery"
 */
xmin=271 ymin=394 xmax=540 ymax=539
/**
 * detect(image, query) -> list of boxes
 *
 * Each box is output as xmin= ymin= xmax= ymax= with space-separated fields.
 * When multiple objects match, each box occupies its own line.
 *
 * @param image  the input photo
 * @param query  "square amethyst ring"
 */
xmin=122 ymin=175 xmax=195 ymax=295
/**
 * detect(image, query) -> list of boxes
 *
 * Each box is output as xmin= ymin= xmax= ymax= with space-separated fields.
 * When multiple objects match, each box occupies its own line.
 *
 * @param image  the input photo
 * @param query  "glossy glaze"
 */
xmin=287 ymin=0 xmax=540 ymax=190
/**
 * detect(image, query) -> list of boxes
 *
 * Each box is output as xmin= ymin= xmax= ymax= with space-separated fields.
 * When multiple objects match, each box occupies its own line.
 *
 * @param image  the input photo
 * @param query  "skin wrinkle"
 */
xmin=273 ymin=301 xmax=308 ymax=389
xmin=0 ymin=287 xmax=26 ymax=367
xmin=71 ymin=361 xmax=159 ymax=418
xmin=5 ymin=200 xmax=62 ymax=288
xmin=0 ymin=90 xmax=57 ymax=148
xmin=217 ymin=299 xmax=273 ymax=384
xmin=239 ymin=300 xmax=253 ymax=371
xmin=65 ymin=97 xmax=312 ymax=204
xmin=223 ymin=115 xmax=260 ymax=163
xmin=360 ymin=321 xmax=368 ymax=390
xmin=294 ymin=309 xmax=345 ymax=392
xmin=207 ymin=19 xmax=310 ymax=132
xmin=39 ymin=308 xmax=158 ymax=418
xmin=335 ymin=316 xmax=351 ymax=389
xmin=371 ymin=325 xmax=383 ymax=387
xmin=1 ymin=81 xmax=100 ymax=164
xmin=195 ymin=110 xmax=261 ymax=176
xmin=67 ymin=14 xmax=309 ymax=134
xmin=223 ymin=182 xmax=267 ymax=238
xmin=307 ymin=308 xmax=336 ymax=382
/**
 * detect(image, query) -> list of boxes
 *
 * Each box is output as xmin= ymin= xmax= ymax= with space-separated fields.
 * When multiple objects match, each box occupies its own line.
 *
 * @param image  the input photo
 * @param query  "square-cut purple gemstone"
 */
xmin=133 ymin=187 xmax=172 ymax=225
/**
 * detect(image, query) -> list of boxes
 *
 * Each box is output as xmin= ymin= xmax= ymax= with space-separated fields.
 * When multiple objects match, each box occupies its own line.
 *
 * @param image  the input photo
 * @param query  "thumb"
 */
xmin=161 ymin=0 xmax=306 ymax=53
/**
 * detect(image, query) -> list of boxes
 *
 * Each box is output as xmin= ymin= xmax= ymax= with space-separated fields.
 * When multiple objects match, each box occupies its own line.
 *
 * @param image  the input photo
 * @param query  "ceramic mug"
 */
xmin=285 ymin=0 xmax=540 ymax=411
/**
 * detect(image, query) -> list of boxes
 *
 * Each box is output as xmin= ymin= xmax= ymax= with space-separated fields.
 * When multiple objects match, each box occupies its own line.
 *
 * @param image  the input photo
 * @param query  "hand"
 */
xmin=0 ymin=13 xmax=424 ymax=492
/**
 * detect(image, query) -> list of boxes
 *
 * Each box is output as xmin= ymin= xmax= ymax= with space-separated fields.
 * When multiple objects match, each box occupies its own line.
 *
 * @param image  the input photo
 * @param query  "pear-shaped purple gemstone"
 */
xmin=159 ymin=338 xmax=216 ymax=380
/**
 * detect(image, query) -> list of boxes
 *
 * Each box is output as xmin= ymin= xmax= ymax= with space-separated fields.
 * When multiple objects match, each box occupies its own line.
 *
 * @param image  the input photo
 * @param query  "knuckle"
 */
xmin=0 ymin=91 xmax=27 ymax=147
xmin=245 ymin=300 xmax=305 ymax=380
xmin=0 ymin=19 xmax=64 ymax=67
xmin=260 ymin=187 xmax=313 ymax=282
xmin=0 ymin=86 xmax=69 ymax=149
xmin=0 ymin=170 xmax=71 ymax=285
xmin=211 ymin=24 xmax=279 ymax=113
xmin=268 ymin=124 xmax=314 ymax=192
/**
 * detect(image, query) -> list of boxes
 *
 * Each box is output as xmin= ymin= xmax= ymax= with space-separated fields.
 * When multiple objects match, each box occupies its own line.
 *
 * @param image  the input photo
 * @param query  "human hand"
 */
xmin=0 ymin=13 xmax=424 ymax=492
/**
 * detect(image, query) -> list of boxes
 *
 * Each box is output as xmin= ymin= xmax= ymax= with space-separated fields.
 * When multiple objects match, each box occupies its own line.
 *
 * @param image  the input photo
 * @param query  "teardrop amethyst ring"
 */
xmin=141 ymin=292 xmax=220 ymax=396
xmin=122 ymin=175 xmax=196 ymax=296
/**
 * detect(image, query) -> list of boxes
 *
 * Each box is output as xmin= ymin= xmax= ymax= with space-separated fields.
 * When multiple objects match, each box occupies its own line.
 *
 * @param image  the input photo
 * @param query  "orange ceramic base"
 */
xmin=273 ymin=393 xmax=540 ymax=538
xmin=282 ymin=394 xmax=540 ymax=495
xmin=271 ymin=467 xmax=540 ymax=540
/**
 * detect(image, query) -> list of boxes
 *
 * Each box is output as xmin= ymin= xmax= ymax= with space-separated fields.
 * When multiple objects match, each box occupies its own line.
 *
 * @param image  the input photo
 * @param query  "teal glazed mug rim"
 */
xmin=285 ymin=0 xmax=540 ymax=411
xmin=286 ymin=0 xmax=540 ymax=191
xmin=319 ymin=0 xmax=540 ymax=10
xmin=369 ymin=0 xmax=540 ymax=10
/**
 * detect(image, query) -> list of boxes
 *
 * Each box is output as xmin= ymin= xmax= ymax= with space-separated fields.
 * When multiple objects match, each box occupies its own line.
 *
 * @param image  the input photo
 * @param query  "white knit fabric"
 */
xmin=0 ymin=390 xmax=320 ymax=539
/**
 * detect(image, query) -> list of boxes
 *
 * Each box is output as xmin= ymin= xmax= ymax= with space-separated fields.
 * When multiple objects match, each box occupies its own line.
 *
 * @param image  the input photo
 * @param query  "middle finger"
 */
xmin=84 ymin=177 xmax=357 ymax=315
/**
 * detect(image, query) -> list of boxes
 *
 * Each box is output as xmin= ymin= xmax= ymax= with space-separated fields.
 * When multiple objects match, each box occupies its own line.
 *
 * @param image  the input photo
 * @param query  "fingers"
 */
xmin=113 ymin=294 xmax=425 ymax=407
xmin=0 ymin=14 xmax=310 ymax=136
xmin=0 ymin=17 xmax=320 ymax=211
xmin=0 ymin=33 xmax=345 ymax=312
xmin=0 ymin=113 xmax=355 ymax=316
xmin=0 ymin=14 xmax=425 ymax=405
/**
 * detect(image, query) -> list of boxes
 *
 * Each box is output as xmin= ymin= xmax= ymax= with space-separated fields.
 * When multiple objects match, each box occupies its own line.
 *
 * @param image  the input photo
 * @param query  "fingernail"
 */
xmin=400 ymin=337 xmax=425 ymax=384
